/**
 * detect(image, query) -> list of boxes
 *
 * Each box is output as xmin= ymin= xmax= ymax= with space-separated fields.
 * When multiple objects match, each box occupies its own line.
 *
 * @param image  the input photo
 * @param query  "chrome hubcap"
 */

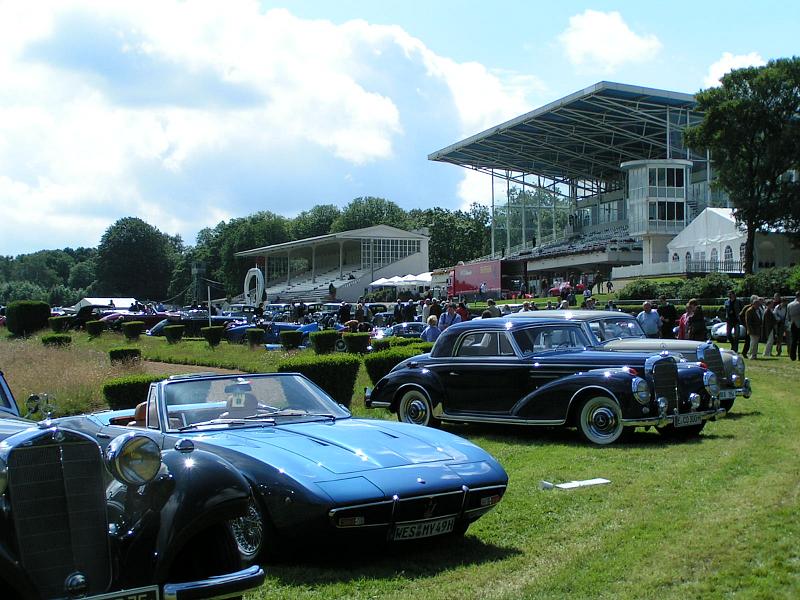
xmin=403 ymin=395 xmax=429 ymax=425
xmin=589 ymin=406 xmax=618 ymax=435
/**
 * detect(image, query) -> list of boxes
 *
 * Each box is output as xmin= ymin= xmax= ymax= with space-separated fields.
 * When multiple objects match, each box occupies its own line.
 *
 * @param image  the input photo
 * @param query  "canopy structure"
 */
xmin=369 ymin=272 xmax=432 ymax=287
xmin=73 ymin=297 xmax=137 ymax=309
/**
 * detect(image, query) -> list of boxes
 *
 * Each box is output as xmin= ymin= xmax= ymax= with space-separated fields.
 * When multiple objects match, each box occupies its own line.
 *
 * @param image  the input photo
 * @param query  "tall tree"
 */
xmin=684 ymin=57 xmax=800 ymax=274
xmin=291 ymin=204 xmax=341 ymax=239
xmin=330 ymin=197 xmax=409 ymax=232
xmin=407 ymin=204 xmax=491 ymax=269
xmin=95 ymin=217 xmax=178 ymax=299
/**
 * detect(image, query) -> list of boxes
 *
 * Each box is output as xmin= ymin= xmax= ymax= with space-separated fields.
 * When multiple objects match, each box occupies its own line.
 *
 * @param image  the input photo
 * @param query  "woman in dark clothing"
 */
xmin=687 ymin=300 xmax=708 ymax=341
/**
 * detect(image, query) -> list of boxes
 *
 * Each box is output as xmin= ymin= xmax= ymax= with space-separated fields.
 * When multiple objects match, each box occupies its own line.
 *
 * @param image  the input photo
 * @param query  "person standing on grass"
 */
xmin=788 ymin=291 xmax=800 ymax=361
xmin=739 ymin=295 xmax=758 ymax=357
xmin=657 ymin=295 xmax=678 ymax=339
xmin=744 ymin=297 xmax=763 ymax=359
xmin=687 ymin=300 xmax=708 ymax=342
xmin=762 ymin=299 xmax=776 ymax=357
xmin=774 ymin=296 xmax=789 ymax=356
xmin=724 ymin=290 xmax=742 ymax=353
xmin=636 ymin=301 xmax=661 ymax=338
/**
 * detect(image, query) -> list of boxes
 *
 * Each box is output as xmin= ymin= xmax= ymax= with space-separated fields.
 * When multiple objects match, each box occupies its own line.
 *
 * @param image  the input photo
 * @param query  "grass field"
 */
xmin=1 ymin=332 xmax=798 ymax=599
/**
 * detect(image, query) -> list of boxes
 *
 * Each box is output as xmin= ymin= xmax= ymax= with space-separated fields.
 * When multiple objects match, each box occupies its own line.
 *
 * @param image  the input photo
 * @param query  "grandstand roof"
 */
xmin=235 ymin=224 xmax=427 ymax=258
xmin=428 ymin=81 xmax=703 ymax=190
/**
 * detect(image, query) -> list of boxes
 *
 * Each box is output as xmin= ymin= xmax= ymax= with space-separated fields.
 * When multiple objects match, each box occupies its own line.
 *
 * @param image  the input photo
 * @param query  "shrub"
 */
xmin=309 ymin=330 xmax=338 ymax=354
xmin=103 ymin=374 xmax=166 ymax=410
xmin=245 ymin=328 xmax=265 ymax=347
xmin=371 ymin=338 xmax=391 ymax=352
xmin=788 ymin=266 xmax=800 ymax=295
xmin=201 ymin=326 xmax=225 ymax=347
xmin=410 ymin=341 xmax=434 ymax=353
xmin=85 ymin=320 xmax=105 ymax=337
xmin=41 ymin=334 xmax=72 ymax=347
xmin=343 ymin=332 xmax=370 ymax=354
xmin=677 ymin=272 xmax=733 ymax=301
xmin=280 ymin=330 xmax=304 ymax=350
xmin=5 ymin=300 xmax=51 ymax=336
xmin=737 ymin=266 xmax=795 ymax=297
xmin=277 ymin=353 xmax=361 ymax=407
xmin=617 ymin=279 xmax=660 ymax=301
xmin=109 ymin=347 xmax=141 ymax=363
xmin=121 ymin=321 xmax=145 ymax=341
xmin=164 ymin=325 xmax=185 ymax=344
xmin=48 ymin=315 xmax=73 ymax=333
xmin=364 ymin=347 xmax=426 ymax=385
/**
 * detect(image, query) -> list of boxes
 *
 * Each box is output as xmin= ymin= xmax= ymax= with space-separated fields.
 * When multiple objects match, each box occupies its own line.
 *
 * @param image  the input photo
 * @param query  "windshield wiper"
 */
xmin=179 ymin=417 xmax=275 ymax=430
xmin=257 ymin=411 xmax=337 ymax=421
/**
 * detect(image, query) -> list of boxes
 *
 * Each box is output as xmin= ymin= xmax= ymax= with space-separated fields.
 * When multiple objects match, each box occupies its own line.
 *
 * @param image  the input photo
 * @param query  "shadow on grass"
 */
xmin=723 ymin=410 xmax=762 ymax=421
xmin=265 ymin=534 xmax=521 ymax=585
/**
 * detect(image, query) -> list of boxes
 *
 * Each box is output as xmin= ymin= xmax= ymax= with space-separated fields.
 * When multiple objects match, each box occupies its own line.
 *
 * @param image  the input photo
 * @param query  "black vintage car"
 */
xmin=0 ymin=371 xmax=264 ymax=600
xmin=365 ymin=317 xmax=725 ymax=445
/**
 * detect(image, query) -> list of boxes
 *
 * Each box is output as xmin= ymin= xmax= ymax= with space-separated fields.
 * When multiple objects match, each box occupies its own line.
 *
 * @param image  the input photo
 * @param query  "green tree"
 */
xmin=0 ymin=280 xmax=48 ymax=304
xmin=684 ymin=57 xmax=800 ymax=274
xmin=407 ymin=204 xmax=491 ymax=269
xmin=330 ymin=197 xmax=409 ymax=232
xmin=291 ymin=204 xmax=341 ymax=239
xmin=68 ymin=261 xmax=96 ymax=289
xmin=95 ymin=217 xmax=178 ymax=299
xmin=11 ymin=251 xmax=73 ymax=289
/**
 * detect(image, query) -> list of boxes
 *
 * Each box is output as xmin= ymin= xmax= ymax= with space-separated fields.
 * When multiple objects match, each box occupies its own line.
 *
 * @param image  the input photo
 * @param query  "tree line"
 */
xmin=0 ymin=197 xmax=492 ymax=306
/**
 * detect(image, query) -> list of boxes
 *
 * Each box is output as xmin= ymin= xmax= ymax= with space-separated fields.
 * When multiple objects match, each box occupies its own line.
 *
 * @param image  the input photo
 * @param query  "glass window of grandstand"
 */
xmin=647 ymin=200 xmax=685 ymax=222
xmin=648 ymin=167 xmax=685 ymax=198
xmin=362 ymin=238 xmax=421 ymax=269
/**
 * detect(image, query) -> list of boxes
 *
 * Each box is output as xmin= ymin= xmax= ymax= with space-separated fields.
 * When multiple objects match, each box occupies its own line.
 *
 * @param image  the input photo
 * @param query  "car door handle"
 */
xmin=97 ymin=432 xmax=111 ymax=439
xmin=448 ymin=371 xmax=460 ymax=376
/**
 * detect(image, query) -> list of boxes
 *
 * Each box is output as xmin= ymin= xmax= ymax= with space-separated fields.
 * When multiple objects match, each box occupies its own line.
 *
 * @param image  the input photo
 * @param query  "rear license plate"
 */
xmin=719 ymin=389 xmax=735 ymax=400
xmin=86 ymin=586 xmax=159 ymax=600
xmin=393 ymin=516 xmax=455 ymax=541
xmin=675 ymin=413 xmax=702 ymax=427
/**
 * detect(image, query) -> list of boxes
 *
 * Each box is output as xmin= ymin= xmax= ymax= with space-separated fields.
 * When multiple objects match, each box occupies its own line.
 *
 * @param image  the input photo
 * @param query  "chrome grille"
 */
xmin=652 ymin=359 xmax=678 ymax=409
xmin=703 ymin=346 xmax=726 ymax=379
xmin=394 ymin=490 xmax=464 ymax=523
xmin=8 ymin=432 xmax=111 ymax=598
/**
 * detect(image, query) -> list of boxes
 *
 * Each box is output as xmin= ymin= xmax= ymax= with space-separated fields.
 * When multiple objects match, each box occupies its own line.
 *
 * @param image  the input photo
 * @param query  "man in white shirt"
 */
xmin=438 ymin=303 xmax=462 ymax=331
xmin=788 ymin=291 xmax=800 ymax=361
xmin=636 ymin=301 xmax=661 ymax=338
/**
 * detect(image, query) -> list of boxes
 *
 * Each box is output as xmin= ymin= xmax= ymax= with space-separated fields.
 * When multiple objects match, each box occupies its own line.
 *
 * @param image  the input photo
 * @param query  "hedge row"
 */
xmin=201 ymin=326 xmax=225 ymax=347
xmin=41 ymin=334 xmax=71 ymax=347
xmin=363 ymin=343 xmax=433 ymax=385
xmin=277 ymin=353 xmax=361 ymax=407
xmin=343 ymin=332 xmax=370 ymax=354
xmin=103 ymin=374 xmax=166 ymax=410
xmin=48 ymin=315 xmax=73 ymax=333
xmin=109 ymin=347 xmax=141 ymax=363
xmin=371 ymin=336 xmax=422 ymax=352
xmin=5 ymin=301 xmax=51 ymax=336
xmin=280 ymin=330 xmax=304 ymax=350
xmin=122 ymin=321 xmax=145 ymax=341
xmin=86 ymin=320 xmax=105 ymax=337
xmin=164 ymin=324 xmax=185 ymax=344
xmin=310 ymin=330 xmax=338 ymax=354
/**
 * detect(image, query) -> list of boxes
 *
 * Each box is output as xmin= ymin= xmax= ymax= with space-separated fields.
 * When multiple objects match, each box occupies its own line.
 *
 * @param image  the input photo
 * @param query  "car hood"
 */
xmin=190 ymin=419 xmax=462 ymax=475
xmin=604 ymin=338 xmax=701 ymax=357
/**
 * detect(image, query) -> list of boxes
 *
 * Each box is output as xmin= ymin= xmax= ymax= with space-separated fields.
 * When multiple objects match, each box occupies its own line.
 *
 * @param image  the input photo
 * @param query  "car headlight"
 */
xmin=731 ymin=373 xmax=743 ymax=387
xmin=703 ymin=371 xmax=720 ymax=397
xmin=689 ymin=393 xmax=701 ymax=410
xmin=732 ymin=355 xmax=745 ymax=376
xmin=106 ymin=433 xmax=162 ymax=487
xmin=0 ymin=457 xmax=7 ymax=496
xmin=631 ymin=377 xmax=651 ymax=405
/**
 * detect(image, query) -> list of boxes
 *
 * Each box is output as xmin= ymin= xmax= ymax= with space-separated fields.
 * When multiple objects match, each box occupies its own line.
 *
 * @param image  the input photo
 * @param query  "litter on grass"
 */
xmin=540 ymin=478 xmax=611 ymax=490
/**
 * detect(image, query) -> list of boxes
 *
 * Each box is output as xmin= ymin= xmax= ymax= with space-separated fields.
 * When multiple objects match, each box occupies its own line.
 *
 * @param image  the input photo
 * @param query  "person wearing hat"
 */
xmin=438 ymin=303 xmax=462 ymax=330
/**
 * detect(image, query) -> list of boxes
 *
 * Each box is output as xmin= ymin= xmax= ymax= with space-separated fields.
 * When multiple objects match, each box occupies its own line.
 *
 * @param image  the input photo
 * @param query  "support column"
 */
xmin=506 ymin=172 xmax=511 ymax=253
xmin=491 ymin=170 xmax=495 ymax=256
xmin=311 ymin=246 xmax=316 ymax=283
xmin=264 ymin=255 xmax=269 ymax=302
xmin=339 ymin=242 xmax=344 ymax=278
xmin=286 ymin=250 xmax=291 ymax=285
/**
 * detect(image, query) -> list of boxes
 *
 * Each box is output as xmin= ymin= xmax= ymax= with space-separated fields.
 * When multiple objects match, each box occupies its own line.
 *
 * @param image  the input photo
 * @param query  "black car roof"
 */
xmin=504 ymin=310 xmax=633 ymax=320
xmin=445 ymin=316 xmax=579 ymax=333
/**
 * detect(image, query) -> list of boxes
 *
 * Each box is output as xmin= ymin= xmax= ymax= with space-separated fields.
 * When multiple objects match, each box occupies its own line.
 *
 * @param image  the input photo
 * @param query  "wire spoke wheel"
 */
xmin=228 ymin=498 xmax=263 ymax=563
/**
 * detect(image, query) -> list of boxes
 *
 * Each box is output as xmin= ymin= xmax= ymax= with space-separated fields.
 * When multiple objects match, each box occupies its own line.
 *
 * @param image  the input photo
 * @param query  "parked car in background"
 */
xmin=505 ymin=310 xmax=750 ymax=412
xmin=372 ymin=321 xmax=426 ymax=341
xmin=366 ymin=317 xmax=724 ymax=445
xmin=0 ymin=370 xmax=264 ymax=600
xmin=56 ymin=372 xmax=508 ymax=563
xmin=711 ymin=321 xmax=747 ymax=343
xmin=224 ymin=318 xmax=322 ymax=344
xmin=147 ymin=312 xmax=242 ymax=337
xmin=99 ymin=309 xmax=169 ymax=330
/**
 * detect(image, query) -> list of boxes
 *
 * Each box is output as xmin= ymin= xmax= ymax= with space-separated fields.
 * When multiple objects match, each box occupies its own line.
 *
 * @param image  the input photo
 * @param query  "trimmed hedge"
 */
xmin=103 ymin=374 xmax=166 ymax=410
xmin=372 ymin=336 xmax=421 ymax=352
xmin=277 ymin=353 xmax=361 ymax=407
xmin=343 ymin=332 xmax=370 ymax=354
xmin=363 ymin=346 xmax=424 ymax=385
xmin=201 ymin=326 xmax=225 ymax=347
xmin=280 ymin=330 xmax=304 ymax=350
xmin=246 ymin=328 xmax=265 ymax=347
xmin=49 ymin=315 xmax=73 ymax=333
xmin=121 ymin=321 xmax=145 ymax=341
xmin=109 ymin=347 xmax=141 ymax=363
xmin=6 ymin=300 xmax=51 ymax=336
xmin=41 ymin=333 xmax=72 ymax=347
xmin=164 ymin=324 xmax=185 ymax=344
xmin=86 ymin=320 xmax=105 ymax=337
xmin=310 ymin=330 xmax=338 ymax=354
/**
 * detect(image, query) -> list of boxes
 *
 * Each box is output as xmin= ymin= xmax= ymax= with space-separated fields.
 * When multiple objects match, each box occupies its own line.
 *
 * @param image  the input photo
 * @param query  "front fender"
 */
xmin=383 ymin=370 xmax=446 ymax=414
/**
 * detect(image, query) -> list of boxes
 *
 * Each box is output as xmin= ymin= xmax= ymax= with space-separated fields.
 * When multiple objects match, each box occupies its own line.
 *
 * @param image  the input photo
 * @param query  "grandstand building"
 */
xmin=429 ymin=81 xmax=793 ymax=286
xmin=235 ymin=225 xmax=429 ymax=303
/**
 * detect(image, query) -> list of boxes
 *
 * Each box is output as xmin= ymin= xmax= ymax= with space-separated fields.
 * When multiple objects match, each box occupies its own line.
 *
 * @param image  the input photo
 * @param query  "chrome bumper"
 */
xmin=163 ymin=565 xmax=265 ymax=600
xmin=364 ymin=387 xmax=390 ymax=409
xmin=737 ymin=378 xmax=752 ymax=398
xmin=622 ymin=407 xmax=727 ymax=428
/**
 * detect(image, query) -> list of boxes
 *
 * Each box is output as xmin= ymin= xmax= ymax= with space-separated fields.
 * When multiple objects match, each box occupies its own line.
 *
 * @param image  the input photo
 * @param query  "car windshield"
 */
xmin=162 ymin=374 xmax=350 ymax=431
xmin=588 ymin=318 xmax=646 ymax=343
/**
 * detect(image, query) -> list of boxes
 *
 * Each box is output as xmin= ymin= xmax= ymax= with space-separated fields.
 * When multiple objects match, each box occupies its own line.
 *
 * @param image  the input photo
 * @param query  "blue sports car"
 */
xmin=55 ymin=372 xmax=508 ymax=563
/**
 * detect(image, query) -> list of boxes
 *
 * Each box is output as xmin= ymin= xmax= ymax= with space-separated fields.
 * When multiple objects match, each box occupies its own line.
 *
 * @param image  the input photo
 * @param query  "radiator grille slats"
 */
xmin=653 ymin=360 xmax=679 ymax=411
xmin=8 ymin=436 xmax=111 ymax=598
xmin=704 ymin=347 xmax=726 ymax=379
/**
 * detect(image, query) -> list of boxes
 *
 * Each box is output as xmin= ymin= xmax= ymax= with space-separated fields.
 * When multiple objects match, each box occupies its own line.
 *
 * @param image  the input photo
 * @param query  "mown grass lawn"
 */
xmin=2 ymin=332 xmax=798 ymax=598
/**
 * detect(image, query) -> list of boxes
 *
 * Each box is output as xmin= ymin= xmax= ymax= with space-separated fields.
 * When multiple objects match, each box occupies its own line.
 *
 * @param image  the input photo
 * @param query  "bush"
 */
xmin=246 ymin=328 xmax=265 ymax=347
xmin=617 ymin=279 xmax=660 ymax=301
xmin=164 ymin=325 xmax=185 ymax=344
xmin=5 ymin=300 xmax=51 ymax=336
xmin=121 ymin=321 xmax=145 ymax=341
xmin=41 ymin=333 xmax=71 ymax=347
xmin=103 ymin=374 xmax=166 ymax=410
xmin=277 ymin=353 xmax=361 ymax=407
xmin=85 ymin=320 xmax=105 ymax=337
xmin=788 ymin=266 xmax=800 ymax=295
xmin=280 ymin=330 xmax=304 ymax=350
xmin=109 ymin=347 xmax=141 ymax=363
xmin=364 ymin=347 xmax=426 ymax=385
xmin=201 ymin=326 xmax=225 ymax=347
xmin=48 ymin=315 xmax=73 ymax=333
xmin=678 ymin=272 xmax=733 ymax=301
xmin=371 ymin=338 xmax=392 ymax=352
xmin=309 ymin=330 xmax=338 ymax=354
xmin=410 ymin=341 xmax=434 ymax=353
xmin=343 ymin=332 xmax=370 ymax=354
xmin=737 ymin=266 xmax=796 ymax=297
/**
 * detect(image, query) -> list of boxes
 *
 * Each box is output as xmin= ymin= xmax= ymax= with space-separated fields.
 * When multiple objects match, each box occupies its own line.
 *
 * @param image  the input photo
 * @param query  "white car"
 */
xmin=711 ymin=321 xmax=746 ymax=343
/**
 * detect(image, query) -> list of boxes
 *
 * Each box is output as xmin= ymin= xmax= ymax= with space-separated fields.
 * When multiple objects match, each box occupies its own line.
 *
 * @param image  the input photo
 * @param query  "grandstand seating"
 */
xmin=263 ymin=264 xmax=367 ymax=302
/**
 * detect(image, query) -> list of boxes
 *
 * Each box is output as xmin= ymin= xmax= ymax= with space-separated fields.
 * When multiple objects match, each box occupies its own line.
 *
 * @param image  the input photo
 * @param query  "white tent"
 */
xmin=369 ymin=277 xmax=391 ymax=287
xmin=73 ymin=297 xmax=137 ymax=310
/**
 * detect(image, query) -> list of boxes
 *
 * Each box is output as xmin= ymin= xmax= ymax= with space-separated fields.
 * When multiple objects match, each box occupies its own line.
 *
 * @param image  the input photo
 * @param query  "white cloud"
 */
xmin=703 ymin=52 xmax=766 ymax=88
xmin=558 ymin=10 xmax=661 ymax=73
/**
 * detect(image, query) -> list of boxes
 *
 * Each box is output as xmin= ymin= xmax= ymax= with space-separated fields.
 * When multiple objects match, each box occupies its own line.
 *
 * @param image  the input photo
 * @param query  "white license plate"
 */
xmin=675 ymin=413 xmax=702 ymax=427
xmin=393 ymin=516 xmax=455 ymax=541
xmin=719 ymin=389 xmax=735 ymax=400
xmin=86 ymin=586 xmax=159 ymax=600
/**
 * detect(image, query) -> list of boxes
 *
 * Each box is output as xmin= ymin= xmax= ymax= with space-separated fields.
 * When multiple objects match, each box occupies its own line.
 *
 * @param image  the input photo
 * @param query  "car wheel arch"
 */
xmin=391 ymin=383 xmax=441 ymax=414
xmin=567 ymin=385 xmax=621 ymax=425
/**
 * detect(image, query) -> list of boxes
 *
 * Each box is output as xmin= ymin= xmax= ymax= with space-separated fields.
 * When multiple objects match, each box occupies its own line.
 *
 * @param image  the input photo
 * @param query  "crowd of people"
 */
xmin=723 ymin=291 xmax=800 ymax=360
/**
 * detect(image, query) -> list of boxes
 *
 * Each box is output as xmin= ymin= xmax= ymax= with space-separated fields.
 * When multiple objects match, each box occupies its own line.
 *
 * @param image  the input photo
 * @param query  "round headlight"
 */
xmin=631 ymin=377 xmax=651 ymax=405
xmin=0 ymin=457 xmax=7 ymax=496
xmin=703 ymin=371 xmax=720 ymax=397
xmin=689 ymin=393 xmax=701 ymax=410
xmin=731 ymin=374 xmax=743 ymax=387
xmin=734 ymin=356 xmax=745 ymax=376
xmin=106 ymin=433 xmax=162 ymax=487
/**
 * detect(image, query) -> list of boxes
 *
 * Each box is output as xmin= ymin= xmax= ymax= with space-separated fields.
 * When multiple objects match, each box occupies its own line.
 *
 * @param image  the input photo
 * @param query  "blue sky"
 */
xmin=1 ymin=0 xmax=797 ymax=255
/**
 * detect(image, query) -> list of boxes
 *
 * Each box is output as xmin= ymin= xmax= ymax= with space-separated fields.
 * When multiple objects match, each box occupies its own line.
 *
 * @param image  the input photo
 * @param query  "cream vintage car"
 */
xmin=507 ymin=310 xmax=750 ymax=412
